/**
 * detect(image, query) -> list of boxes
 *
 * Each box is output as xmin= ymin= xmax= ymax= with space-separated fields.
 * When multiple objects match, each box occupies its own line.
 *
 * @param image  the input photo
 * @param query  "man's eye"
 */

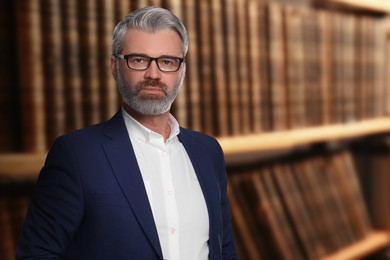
xmin=161 ymin=59 xmax=173 ymax=65
xmin=132 ymin=57 xmax=146 ymax=64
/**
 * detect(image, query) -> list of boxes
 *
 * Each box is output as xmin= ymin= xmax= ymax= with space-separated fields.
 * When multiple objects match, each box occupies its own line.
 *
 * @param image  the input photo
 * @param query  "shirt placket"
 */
xmin=159 ymin=144 xmax=180 ymax=260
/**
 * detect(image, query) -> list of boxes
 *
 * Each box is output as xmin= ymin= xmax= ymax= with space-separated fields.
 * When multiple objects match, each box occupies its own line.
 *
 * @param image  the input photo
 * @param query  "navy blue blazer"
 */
xmin=16 ymin=110 xmax=238 ymax=259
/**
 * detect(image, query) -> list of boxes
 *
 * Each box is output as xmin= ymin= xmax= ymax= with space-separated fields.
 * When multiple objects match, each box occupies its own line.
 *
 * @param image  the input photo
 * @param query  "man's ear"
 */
xmin=110 ymin=56 xmax=117 ymax=80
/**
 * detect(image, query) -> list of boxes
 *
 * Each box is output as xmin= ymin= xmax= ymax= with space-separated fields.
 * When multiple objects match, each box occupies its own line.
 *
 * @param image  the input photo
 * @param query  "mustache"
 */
xmin=136 ymin=80 xmax=168 ymax=93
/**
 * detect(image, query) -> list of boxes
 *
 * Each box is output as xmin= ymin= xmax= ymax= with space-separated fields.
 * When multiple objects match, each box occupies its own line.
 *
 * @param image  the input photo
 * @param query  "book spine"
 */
xmin=78 ymin=0 xmax=101 ymax=125
xmin=61 ymin=0 xmax=84 ymax=132
xmin=41 ymin=0 xmax=66 ymax=144
xmin=15 ymin=0 xmax=47 ymax=152
xmin=98 ymin=0 xmax=118 ymax=120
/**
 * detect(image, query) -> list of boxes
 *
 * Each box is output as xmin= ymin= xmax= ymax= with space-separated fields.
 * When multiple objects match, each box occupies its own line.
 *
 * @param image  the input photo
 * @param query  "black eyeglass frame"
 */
xmin=114 ymin=53 xmax=185 ymax=72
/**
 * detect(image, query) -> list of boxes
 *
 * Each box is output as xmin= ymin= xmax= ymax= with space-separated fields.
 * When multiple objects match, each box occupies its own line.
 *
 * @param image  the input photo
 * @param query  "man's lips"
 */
xmin=139 ymin=86 xmax=165 ymax=95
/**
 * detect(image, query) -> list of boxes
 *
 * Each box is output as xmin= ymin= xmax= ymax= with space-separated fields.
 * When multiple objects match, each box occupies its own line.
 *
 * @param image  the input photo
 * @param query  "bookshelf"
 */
xmin=323 ymin=0 xmax=390 ymax=13
xmin=4 ymin=117 xmax=390 ymax=178
xmin=2 ymin=0 xmax=390 ymax=259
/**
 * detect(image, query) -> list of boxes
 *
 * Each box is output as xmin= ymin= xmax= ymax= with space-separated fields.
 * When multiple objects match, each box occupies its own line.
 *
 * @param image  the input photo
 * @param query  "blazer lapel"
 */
xmin=101 ymin=111 xmax=163 ymax=258
xmin=178 ymin=131 xmax=221 ymax=254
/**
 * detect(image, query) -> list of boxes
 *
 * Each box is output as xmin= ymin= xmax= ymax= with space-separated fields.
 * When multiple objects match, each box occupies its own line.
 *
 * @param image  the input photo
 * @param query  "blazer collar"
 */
xmin=102 ymin=111 xmax=220 ymax=258
xmin=178 ymin=130 xmax=221 ymax=255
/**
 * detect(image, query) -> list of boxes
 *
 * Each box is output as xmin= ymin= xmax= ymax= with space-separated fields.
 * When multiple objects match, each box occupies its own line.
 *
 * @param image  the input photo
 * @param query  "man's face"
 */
xmin=112 ymin=29 xmax=186 ymax=116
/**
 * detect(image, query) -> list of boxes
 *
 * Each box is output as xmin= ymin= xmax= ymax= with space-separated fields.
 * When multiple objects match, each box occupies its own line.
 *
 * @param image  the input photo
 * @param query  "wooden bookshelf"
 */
xmin=2 ymin=117 xmax=390 ymax=178
xmin=3 ymin=0 xmax=390 ymax=258
xmin=0 ymin=152 xmax=46 ymax=179
xmin=321 ymin=0 xmax=390 ymax=13
xmin=219 ymin=117 xmax=390 ymax=162
xmin=322 ymin=231 xmax=390 ymax=260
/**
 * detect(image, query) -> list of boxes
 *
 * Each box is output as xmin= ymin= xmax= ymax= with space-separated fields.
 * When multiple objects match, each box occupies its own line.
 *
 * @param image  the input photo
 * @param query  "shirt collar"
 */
xmin=121 ymin=107 xmax=180 ymax=144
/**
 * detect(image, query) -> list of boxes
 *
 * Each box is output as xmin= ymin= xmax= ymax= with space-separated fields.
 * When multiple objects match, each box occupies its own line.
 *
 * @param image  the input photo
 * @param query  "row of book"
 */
xmin=228 ymin=149 xmax=372 ymax=259
xmin=0 ymin=180 xmax=33 ymax=260
xmin=1 ymin=0 xmax=388 ymax=153
xmin=352 ymin=136 xmax=390 ymax=231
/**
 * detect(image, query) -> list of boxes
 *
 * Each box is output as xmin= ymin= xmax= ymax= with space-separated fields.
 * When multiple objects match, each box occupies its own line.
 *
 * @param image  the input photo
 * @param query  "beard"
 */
xmin=116 ymin=67 xmax=183 ymax=116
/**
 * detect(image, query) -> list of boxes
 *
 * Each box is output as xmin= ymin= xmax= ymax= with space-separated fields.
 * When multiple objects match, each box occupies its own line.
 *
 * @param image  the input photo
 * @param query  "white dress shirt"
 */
xmin=122 ymin=109 xmax=209 ymax=260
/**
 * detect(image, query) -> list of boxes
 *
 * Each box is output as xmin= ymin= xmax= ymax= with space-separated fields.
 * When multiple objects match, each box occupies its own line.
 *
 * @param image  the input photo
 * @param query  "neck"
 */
xmin=123 ymin=104 xmax=171 ymax=141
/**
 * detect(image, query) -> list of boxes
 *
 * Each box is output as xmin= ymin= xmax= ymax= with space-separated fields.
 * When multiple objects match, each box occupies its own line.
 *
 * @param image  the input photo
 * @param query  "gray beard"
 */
xmin=116 ymin=67 xmax=181 ymax=116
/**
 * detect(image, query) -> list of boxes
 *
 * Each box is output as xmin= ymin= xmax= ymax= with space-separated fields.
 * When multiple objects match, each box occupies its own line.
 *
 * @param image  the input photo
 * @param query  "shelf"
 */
xmin=322 ymin=231 xmax=390 ymax=260
xmin=0 ymin=152 xmax=46 ymax=179
xmin=320 ymin=0 xmax=390 ymax=13
xmin=1 ymin=117 xmax=390 ymax=178
xmin=218 ymin=117 xmax=390 ymax=162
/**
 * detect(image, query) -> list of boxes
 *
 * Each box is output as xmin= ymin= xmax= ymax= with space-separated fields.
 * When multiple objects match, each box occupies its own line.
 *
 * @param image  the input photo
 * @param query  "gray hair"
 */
xmin=112 ymin=6 xmax=188 ymax=56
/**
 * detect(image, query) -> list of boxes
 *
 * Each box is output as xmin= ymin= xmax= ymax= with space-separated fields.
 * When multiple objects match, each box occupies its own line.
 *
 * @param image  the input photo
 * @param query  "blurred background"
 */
xmin=2 ymin=0 xmax=390 ymax=259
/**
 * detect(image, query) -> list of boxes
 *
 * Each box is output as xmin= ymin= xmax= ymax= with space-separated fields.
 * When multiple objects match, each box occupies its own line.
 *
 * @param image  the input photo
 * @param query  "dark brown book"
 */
xmin=182 ymin=0 xmax=202 ymax=132
xmin=267 ymin=3 xmax=288 ymax=131
xmin=61 ymin=0 xmax=84 ymax=133
xmin=223 ymin=0 xmax=241 ymax=136
xmin=114 ymin=0 xmax=132 ymax=23
xmin=296 ymin=159 xmax=344 ymax=253
xmin=0 ymin=0 xmax=19 ymax=152
xmin=235 ymin=0 xmax=251 ymax=135
xmin=210 ymin=0 xmax=229 ymax=136
xmin=197 ymin=0 xmax=215 ymax=135
xmin=228 ymin=173 xmax=264 ymax=259
xmin=78 ymin=0 xmax=101 ymax=125
xmin=330 ymin=11 xmax=344 ymax=124
xmin=372 ymin=18 xmax=387 ymax=118
xmin=318 ymin=9 xmax=333 ymax=125
xmin=315 ymin=155 xmax=356 ymax=249
xmin=15 ymin=0 xmax=47 ymax=152
xmin=301 ymin=7 xmax=322 ymax=127
xmin=283 ymin=5 xmax=306 ymax=129
xmin=272 ymin=162 xmax=323 ymax=259
xmin=41 ymin=0 xmax=66 ymax=145
xmin=340 ymin=13 xmax=357 ymax=124
xmin=331 ymin=151 xmax=372 ymax=240
xmin=0 ymin=196 xmax=15 ymax=260
xmin=254 ymin=168 xmax=304 ymax=259
xmin=97 ymin=0 xmax=119 ymax=121
xmin=247 ymin=0 xmax=264 ymax=134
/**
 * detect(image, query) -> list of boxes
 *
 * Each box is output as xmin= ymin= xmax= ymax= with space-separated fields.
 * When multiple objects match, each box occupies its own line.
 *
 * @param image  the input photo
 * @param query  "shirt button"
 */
xmin=170 ymin=228 xmax=177 ymax=235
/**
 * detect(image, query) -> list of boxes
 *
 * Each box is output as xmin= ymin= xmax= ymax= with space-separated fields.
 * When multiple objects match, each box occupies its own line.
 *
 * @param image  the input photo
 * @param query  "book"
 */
xmin=78 ymin=0 xmax=101 ymax=125
xmin=97 ymin=0 xmax=119 ymax=121
xmin=247 ymin=0 xmax=264 ymax=133
xmin=210 ymin=0 xmax=229 ymax=136
xmin=15 ymin=0 xmax=47 ymax=152
xmin=223 ymin=0 xmax=241 ymax=136
xmin=267 ymin=3 xmax=288 ymax=131
xmin=235 ymin=0 xmax=251 ymax=135
xmin=0 ymin=0 xmax=19 ymax=152
xmin=41 ymin=0 xmax=66 ymax=145
xmin=301 ymin=7 xmax=322 ymax=126
xmin=228 ymin=173 xmax=264 ymax=259
xmin=272 ymin=162 xmax=324 ymax=259
xmin=61 ymin=0 xmax=84 ymax=133
xmin=197 ymin=0 xmax=215 ymax=135
xmin=182 ymin=0 xmax=202 ymax=132
xmin=284 ymin=5 xmax=306 ymax=129
xmin=255 ymin=167 xmax=304 ymax=259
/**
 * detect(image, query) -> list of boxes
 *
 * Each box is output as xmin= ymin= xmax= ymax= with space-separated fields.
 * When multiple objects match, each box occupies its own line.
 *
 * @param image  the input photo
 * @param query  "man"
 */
xmin=16 ymin=6 xmax=238 ymax=260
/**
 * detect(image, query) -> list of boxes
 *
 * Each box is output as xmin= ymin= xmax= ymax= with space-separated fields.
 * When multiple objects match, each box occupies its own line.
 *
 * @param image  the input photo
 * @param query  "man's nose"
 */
xmin=144 ymin=60 xmax=162 ymax=79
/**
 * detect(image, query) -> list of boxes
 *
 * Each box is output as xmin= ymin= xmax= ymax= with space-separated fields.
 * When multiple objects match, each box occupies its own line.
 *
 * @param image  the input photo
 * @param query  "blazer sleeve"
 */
xmin=16 ymin=136 xmax=85 ymax=259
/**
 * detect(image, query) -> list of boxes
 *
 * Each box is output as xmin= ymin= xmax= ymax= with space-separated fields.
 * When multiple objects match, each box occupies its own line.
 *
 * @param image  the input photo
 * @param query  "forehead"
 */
xmin=122 ymin=29 xmax=182 ymax=57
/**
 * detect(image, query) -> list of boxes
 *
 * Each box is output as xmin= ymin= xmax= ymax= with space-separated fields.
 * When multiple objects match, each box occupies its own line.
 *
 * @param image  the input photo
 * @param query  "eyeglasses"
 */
xmin=115 ymin=53 xmax=184 ymax=72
